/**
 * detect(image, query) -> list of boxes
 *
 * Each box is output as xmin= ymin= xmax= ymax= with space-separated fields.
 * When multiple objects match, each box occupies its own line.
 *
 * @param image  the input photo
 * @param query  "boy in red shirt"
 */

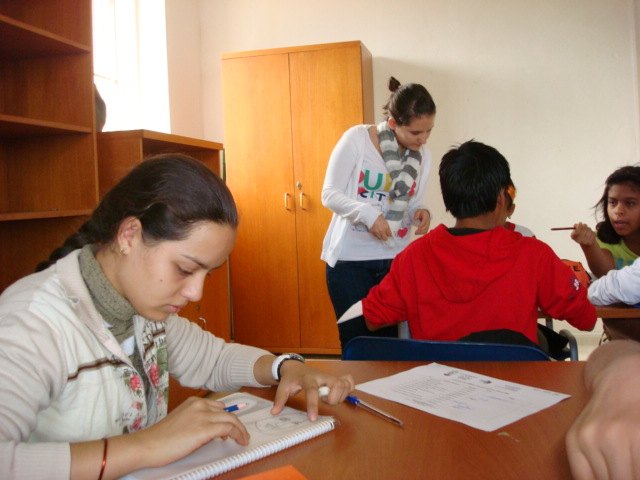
xmin=356 ymin=140 xmax=596 ymax=346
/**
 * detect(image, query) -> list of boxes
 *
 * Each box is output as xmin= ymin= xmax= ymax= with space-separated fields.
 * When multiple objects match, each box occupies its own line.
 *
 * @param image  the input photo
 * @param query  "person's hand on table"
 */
xmin=272 ymin=361 xmax=355 ymax=421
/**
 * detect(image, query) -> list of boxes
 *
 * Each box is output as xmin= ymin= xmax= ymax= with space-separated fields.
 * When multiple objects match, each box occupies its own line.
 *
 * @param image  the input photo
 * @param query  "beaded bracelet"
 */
xmin=98 ymin=438 xmax=108 ymax=480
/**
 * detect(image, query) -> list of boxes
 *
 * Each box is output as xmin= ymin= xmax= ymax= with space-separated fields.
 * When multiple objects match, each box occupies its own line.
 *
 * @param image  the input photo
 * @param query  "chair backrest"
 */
xmin=342 ymin=336 xmax=551 ymax=361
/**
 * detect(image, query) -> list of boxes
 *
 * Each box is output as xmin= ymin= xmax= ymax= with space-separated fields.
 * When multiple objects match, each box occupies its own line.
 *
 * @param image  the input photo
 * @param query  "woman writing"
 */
xmin=0 ymin=154 xmax=353 ymax=479
xmin=321 ymin=76 xmax=436 ymax=349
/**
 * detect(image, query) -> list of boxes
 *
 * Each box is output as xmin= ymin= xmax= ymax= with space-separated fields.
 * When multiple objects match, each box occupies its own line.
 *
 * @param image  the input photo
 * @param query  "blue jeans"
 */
xmin=326 ymin=259 xmax=398 ymax=350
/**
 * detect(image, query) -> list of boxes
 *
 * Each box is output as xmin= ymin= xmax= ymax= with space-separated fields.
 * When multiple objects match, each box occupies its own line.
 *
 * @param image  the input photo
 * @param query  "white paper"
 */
xmin=337 ymin=301 xmax=363 ymax=324
xmin=356 ymin=363 xmax=570 ymax=431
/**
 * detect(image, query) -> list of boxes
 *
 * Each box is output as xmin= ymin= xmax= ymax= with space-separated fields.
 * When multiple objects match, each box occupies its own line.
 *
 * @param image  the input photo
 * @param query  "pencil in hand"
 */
xmin=550 ymin=227 xmax=575 ymax=231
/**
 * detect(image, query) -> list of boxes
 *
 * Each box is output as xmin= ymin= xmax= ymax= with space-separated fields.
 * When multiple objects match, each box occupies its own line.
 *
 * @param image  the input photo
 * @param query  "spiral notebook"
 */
xmin=122 ymin=392 xmax=336 ymax=480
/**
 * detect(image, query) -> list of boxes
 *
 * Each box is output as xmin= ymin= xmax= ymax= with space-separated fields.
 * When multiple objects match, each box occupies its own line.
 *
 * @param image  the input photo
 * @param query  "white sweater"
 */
xmin=321 ymin=125 xmax=431 ymax=267
xmin=0 ymin=250 xmax=269 ymax=479
xmin=588 ymin=256 xmax=640 ymax=305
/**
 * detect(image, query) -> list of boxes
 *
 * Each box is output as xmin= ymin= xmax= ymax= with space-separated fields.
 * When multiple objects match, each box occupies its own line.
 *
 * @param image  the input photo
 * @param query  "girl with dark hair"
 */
xmin=571 ymin=165 xmax=640 ymax=278
xmin=321 ymin=76 xmax=436 ymax=350
xmin=0 ymin=154 xmax=354 ymax=480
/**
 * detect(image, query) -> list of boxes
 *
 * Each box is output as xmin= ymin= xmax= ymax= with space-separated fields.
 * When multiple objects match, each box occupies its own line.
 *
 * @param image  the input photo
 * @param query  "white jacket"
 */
xmin=589 ymin=257 xmax=640 ymax=305
xmin=0 ymin=250 xmax=269 ymax=479
xmin=321 ymin=125 xmax=432 ymax=267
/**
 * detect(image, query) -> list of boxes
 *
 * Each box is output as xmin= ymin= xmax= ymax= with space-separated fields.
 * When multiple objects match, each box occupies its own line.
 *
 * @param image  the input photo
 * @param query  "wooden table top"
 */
xmin=216 ymin=360 xmax=587 ymax=480
xmin=539 ymin=304 xmax=640 ymax=319
xmin=594 ymin=304 xmax=640 ymax=319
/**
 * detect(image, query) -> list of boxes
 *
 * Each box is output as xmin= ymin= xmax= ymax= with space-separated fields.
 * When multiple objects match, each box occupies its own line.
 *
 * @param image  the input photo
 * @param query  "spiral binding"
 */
xmin=177 ymin=417 xmax=336 ymax=479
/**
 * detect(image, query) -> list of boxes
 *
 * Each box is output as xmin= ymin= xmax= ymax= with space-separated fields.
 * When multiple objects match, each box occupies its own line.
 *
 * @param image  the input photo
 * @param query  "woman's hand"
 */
xmin=413 ymin=209 xmax=431 ymax=235
xmin=571 ymin=223 xmax=597 ymax=246
xmin=272 ymin=361 xmax=355 ymax=421
xmin=369 ymin=215 xmax=392 ymax=241
xmin=133 ymin=396 xmax=250 ymax=468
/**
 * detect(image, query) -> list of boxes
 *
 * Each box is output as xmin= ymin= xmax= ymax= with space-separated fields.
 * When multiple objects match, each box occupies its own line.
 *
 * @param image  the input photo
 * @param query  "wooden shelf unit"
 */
xmin=0 ymin=0 xmax=97 ymax=292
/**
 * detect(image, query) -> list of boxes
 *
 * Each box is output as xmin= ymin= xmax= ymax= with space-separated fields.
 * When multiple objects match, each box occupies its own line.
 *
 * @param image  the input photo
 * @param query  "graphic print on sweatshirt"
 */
xmin=353 ymin=167 xmax=415 ymax=238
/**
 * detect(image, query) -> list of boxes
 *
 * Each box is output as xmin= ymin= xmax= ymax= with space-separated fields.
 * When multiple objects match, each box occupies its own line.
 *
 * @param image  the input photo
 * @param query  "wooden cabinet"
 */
xmin=96 ymin=130 xmax=231 ymax=410
xmin=222 ymin=41 xmax=373 ymax=354
xmin=0 ymin=0 xmax=97 ymax=292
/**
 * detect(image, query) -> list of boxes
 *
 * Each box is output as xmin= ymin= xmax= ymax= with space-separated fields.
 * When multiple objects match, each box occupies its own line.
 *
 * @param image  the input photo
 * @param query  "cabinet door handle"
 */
xmin=284 ymin=192 xmax=292 ymax=210
xmin=299 ymin=192 xmax=306 ymax=210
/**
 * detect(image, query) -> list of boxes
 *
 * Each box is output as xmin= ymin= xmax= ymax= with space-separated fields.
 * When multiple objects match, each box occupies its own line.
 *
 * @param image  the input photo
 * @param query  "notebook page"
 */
xmin=123 ymin=392 xmax=335 ymax=480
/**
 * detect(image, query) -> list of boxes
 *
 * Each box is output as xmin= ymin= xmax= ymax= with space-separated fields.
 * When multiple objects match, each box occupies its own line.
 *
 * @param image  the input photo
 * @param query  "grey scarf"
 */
xmin=377 ymin=120 xmax=421 ymax=241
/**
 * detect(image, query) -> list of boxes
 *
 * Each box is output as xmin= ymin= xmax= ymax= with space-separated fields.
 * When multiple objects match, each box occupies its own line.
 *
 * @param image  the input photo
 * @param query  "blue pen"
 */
xmin=224 ymin=402 xmax=247 ymax=413
xmin=346 ymin=394 xmax=403 ymax=427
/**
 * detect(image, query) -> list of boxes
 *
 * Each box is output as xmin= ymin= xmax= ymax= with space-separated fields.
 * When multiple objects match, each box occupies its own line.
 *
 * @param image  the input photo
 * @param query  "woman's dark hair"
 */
xmin=439 ymin=140 xmax=513 ymax=219
xmin=382 ymin=76 xmax=436 ymax=125
xmin=36 ymin=153 xmax=238 ymax=271
xmin=596 ymin=165 xmax=640 ymax=244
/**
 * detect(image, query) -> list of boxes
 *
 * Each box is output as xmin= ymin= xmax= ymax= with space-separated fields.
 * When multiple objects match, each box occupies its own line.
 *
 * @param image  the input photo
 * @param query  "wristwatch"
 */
xmin=272 ymin=353 xmax=305 ymax=381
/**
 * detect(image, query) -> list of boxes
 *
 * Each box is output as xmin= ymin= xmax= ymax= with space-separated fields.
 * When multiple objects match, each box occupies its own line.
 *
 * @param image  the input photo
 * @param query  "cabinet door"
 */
xmin=289 ymin=45 xmax=368 ymax=349
xmin=223 ymin=54 xmax=300 ymax=349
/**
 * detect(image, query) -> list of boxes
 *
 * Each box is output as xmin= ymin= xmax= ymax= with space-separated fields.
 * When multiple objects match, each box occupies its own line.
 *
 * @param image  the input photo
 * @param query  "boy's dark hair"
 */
xmin=596 ymin=165 xmax=640 ymax=244
xmin=36 ymin=153 xmax=238 ymax=271
xmin=439 ymin=140 xmax=513 ymax=219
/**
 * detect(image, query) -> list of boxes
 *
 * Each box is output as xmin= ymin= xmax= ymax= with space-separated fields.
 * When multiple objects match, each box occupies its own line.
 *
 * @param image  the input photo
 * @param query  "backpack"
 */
xmin=562 ymin=259 xmax=591 ymax=288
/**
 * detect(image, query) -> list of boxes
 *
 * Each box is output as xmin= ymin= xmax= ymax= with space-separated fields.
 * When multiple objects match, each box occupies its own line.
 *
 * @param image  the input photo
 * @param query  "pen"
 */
xmin=550 ymin=227 xmax=575 ymax=231
xmin=224 ymin=402 xmax=247 ymax=413
xmin=346 ymin=394 xmax=404 ymax=427
xmin=318 ymin=387 xmax=403 ymax=427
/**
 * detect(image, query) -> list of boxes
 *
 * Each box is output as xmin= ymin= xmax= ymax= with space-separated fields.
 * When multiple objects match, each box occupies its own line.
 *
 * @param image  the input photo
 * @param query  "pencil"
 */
xmin=550 ymin=227 xmax=575 ymax=231
xmin=224 ymin=403 xmax=247 ymax=413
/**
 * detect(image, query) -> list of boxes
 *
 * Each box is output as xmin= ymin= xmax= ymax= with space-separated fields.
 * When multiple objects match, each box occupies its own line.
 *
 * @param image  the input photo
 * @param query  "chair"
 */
xmin=342 ymin=336 xmax=552 ymax=361
xmin=538 ymin=322 xmax=579 ymax=361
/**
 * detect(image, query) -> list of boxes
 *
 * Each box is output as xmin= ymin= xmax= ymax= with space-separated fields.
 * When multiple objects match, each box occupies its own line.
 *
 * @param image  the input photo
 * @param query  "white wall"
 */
xmin=165 ymin=0 xmax=640 ymax=263
xmin=165 ymin=0 xmax=203 ymax=138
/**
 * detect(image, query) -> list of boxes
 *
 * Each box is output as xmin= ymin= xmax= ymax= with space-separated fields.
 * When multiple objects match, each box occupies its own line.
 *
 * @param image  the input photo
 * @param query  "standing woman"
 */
xmin=321 ymin=77 xmax=436 ymax=350
xmin=0 ymin=154 xmax=353 ymax=480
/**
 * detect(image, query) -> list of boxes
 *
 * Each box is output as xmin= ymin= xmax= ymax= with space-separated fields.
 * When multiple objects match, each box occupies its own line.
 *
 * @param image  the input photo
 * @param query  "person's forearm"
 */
xmin=70 ymin=434 xmax=152 ymax=480
xmin=581 ymin=244 xmax=614 ymax=278
xmin=588 ymin=260 xmax=640 ymax=306
xmin=253 ymin=354 xmax=278 ymax=386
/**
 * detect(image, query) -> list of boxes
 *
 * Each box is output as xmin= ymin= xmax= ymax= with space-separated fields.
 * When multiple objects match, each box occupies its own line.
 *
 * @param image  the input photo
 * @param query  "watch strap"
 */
xmin=272 ymin=353 xmax=305 ymax=381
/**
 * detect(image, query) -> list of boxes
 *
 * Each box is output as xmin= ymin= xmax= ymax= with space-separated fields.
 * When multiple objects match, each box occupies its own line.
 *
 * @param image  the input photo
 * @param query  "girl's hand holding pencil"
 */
xmin=569 ymin=223 xmax=597 ymax=246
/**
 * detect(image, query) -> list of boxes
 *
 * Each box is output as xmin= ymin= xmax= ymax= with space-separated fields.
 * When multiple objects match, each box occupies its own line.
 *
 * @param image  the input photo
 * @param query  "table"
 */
xmin=216 ymin=360 xmax=587 ymax=480
xmin=595 ymin=305 xmax=640 ymax=319
xmin=594 ymin=305 xmax=640 ymax=341
xmin=539 ymin=304 xmax=640 ymax=320
xmin=540 ymin=305 xmax=640 ymax=342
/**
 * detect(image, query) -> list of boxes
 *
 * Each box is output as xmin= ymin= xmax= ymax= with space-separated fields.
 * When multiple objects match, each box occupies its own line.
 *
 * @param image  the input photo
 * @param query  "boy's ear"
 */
xmin=495 ymin=189 xmax=509 ymax=212
xmin=388 ymin=117 xmax=397 ymax=130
